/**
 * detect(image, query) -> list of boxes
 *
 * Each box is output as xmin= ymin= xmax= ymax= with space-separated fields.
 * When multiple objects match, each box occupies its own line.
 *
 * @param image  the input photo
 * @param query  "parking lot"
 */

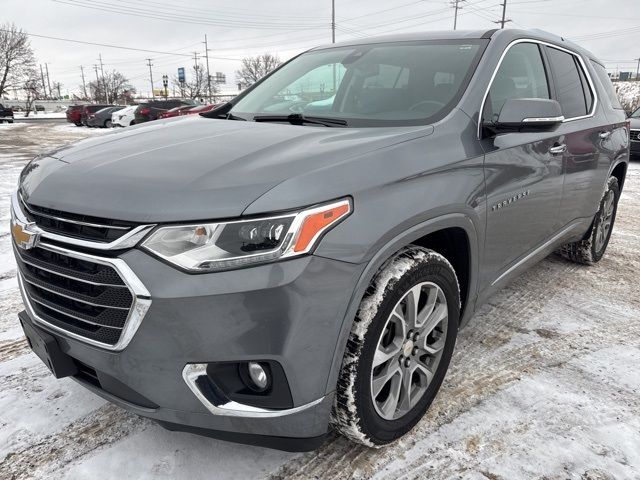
xmin=0 ymin=121 xmax=639 ymax=479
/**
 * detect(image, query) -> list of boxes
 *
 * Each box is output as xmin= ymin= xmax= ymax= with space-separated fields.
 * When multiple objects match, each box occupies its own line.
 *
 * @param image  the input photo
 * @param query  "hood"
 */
xmin=20 ymin=116 xmax=432 ymax=222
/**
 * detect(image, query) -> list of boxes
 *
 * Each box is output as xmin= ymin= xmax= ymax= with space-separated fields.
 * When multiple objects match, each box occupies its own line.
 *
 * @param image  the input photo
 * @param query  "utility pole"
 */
xmin=494 ymin=0 xmax=511 ymax=29
xmin=452 ymin=0 xmax=464 ymax=30
xmin=146 ymin=58 xmax=154 ymax=99
xmin=331 ymin=0 xmax=336 ymax=43
xmin=203 ymin=35 xmax=212 ymax=103
xmin=98 ymin=53 xmax=107 ymax=102
xmin=45 ymin=63 xmax=52 ymax=100
xmin=636 ymin=58 xmax=640 ymax=81
xmin=80 ymin=65 xmax=88 ymax=99
xmin=93 ymin=65 xmax=100 ymax=102
xmin=39 ymin=64 xmax=47 ymax=100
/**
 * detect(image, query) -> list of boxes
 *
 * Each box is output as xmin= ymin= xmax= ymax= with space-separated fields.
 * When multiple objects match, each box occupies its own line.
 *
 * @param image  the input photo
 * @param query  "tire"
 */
xmin=332 ymin=246 xmax=460 ymax=447
xmin=560 ymin=176 xmax=620 ymax=265
xmin=129 ymin=121 xmax=135 ymax=126
xmin=75 ymin=122 xmax=82 ymax=127
xmin=104 ymin=120 xmax=112 ymax=128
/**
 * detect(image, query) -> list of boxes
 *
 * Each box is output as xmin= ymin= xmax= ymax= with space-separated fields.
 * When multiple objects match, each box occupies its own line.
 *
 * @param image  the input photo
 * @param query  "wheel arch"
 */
xmin=324 ymin=213 xmax=479 ymax=396
xmin=610 ymin=160 xmax=628 ymax=193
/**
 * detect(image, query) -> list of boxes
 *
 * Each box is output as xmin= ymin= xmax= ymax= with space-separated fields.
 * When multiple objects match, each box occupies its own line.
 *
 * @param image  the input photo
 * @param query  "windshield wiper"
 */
xmin=253 ymin=113 xmax=348 ymax=127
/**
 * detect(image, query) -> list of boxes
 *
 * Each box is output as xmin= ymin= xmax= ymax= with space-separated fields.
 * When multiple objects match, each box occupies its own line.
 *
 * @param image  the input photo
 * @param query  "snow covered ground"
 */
xmin=614 ymin=81 xmax=640 ymax=111
xmin=0 ymin=124 xmax=639 ymax=479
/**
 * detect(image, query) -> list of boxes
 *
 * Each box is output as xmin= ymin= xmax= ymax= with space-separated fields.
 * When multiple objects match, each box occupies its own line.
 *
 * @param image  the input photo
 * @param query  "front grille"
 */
xmin=15 ymin=244 xmax=135 ymax=347
xmin=19 ymin=194 xmax=138 ymax=243
xmin=631 ymin=130 xmax=640 ymax=142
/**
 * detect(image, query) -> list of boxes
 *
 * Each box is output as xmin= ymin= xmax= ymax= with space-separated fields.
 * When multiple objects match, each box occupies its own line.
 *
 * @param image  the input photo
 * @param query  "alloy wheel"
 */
xmin=595 ymin=190 xmax=615 ymax=253
xmin=370 ymin=281 xmax=448 ymax=421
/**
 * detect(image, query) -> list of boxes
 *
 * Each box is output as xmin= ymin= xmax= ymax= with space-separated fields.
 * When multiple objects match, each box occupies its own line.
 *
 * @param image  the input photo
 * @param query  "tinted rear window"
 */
xmin=590 ymin=60 xmax=623 ymax=110
xmin=546 ymin=47 xmax=592 ymax=118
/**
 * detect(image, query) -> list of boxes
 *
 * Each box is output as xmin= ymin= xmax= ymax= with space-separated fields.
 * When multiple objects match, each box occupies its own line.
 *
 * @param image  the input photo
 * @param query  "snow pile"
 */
xmin=614 ymin=81 xmax=640 ymax=111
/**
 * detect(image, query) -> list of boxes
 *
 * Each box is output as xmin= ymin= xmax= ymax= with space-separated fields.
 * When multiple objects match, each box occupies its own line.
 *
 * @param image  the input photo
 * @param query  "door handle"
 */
xmin=549 ymin=144 xmax=567 ymax=155
xmin=599 ymin=131 xmax=611 ymax=140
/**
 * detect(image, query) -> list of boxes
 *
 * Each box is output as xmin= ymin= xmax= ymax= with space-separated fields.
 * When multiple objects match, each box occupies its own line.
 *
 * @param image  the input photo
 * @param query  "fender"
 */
xmin=607 ymin=157 xmax=629 ymax=192
xmin=322 ymin=213 xmax=480 ymax=397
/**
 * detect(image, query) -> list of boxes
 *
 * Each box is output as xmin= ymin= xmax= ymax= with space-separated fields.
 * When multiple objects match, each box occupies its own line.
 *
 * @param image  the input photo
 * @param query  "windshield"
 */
xmin=632 ymin=108 xmax=640 ymax=118
xmin=230 ymin=40 xmax=487 ymax=127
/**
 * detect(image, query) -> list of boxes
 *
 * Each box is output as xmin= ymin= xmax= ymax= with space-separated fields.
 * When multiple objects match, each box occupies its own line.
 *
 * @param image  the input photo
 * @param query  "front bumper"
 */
xmin=17 ymin=244 xmax=364 ymax=447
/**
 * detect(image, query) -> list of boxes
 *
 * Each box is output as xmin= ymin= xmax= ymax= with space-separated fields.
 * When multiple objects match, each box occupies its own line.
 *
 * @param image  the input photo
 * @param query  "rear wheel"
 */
xmin=332 ymin=246 xmax=460 ymax=447
xmin=560 ymin=176 xmax=620 ymax=264
xmin=104 ymin=119 xmax=112 ymax=128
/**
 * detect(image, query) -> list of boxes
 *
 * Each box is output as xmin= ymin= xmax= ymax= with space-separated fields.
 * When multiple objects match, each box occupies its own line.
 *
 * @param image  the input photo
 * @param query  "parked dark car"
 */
xmin=11 ymin=29 xmax=629 ymax=452
xmin=629 ymin=107 xmax=640 ymax=157
xmin=66 ymin=105 xmax=85 ymax=126
xmin=0 ymin=103 xmax=14 ymax=123
xmin=157 ymin=105 xmax=195 ymax=119
xmin=133 ymin=99 xmax=194 ymax=123
xmin=80 ymin=104 xmax=114 ymax=126
xmin=86 ymin=106 xmax=125 ymax=128
xmin=35 ymin=105 xmax=45 ymax=112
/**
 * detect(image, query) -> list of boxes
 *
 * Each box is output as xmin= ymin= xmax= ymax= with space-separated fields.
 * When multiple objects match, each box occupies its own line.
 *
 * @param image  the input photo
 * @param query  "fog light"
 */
xmin=247 ymin=362 xmax=269 ymax=391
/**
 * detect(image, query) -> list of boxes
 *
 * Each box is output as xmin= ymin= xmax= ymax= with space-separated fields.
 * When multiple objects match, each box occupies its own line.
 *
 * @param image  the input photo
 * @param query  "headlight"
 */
xmin=141 ymin=198 xmax=351 ymax=272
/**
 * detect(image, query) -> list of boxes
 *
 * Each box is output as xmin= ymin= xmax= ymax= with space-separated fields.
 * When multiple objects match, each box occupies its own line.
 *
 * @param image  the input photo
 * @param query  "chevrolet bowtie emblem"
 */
xmin=11 ymin=220 xmax=40 ymax=250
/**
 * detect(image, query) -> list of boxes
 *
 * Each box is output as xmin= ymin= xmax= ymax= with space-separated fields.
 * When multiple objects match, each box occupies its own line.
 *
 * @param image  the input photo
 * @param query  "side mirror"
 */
xmin=485 ymin=98 xmax=564 ymax=134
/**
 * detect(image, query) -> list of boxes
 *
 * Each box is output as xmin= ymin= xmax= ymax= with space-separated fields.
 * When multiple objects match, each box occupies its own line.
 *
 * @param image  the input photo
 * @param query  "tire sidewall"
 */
xmin=353 ymin=255 xmax=460 ymax=445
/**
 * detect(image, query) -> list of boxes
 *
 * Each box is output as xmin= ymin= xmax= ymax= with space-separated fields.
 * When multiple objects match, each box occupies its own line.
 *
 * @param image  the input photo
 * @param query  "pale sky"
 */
xmin=2 ymin=0 xmax=639 ymax=98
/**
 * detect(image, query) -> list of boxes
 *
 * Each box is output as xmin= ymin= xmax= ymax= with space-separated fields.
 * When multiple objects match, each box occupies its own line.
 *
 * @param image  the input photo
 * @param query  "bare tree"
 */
xmin=172 ymin=63 xmax=218 ymax=100
xmin=0 ymin=23 xmax=36 ymax=97
xmin=235 ymin=54 xmax=281 ymax=88
xmin=88 ymin=70 xmax=133 ymax=103
xmin=23 ymin=69 xmax=43 ymax=117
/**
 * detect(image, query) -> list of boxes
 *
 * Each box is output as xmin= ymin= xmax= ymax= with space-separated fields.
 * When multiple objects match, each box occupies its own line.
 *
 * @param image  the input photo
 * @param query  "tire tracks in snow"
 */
xmin=0 ymin=404 xmax=148 ymax=480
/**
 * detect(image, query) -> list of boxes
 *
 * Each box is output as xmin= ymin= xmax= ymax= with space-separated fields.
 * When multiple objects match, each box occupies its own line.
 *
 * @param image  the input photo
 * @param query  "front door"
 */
xmin=480 ymin=41 xmax=565 ymax=287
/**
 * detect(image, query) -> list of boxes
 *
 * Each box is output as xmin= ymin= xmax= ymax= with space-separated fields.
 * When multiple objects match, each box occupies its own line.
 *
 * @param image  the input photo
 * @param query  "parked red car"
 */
xmin=66 ymin=105 xmax=85 ymax=126
xmin=157 ymin=105 xmax=195 ymax=119
xmin=181 ymin=104 xmax=218 ymax=116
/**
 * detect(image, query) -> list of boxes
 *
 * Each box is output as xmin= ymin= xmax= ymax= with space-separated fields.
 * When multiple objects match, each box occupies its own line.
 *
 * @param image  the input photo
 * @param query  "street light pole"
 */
xmin=331 ymin=0 xmax=335 ymax=43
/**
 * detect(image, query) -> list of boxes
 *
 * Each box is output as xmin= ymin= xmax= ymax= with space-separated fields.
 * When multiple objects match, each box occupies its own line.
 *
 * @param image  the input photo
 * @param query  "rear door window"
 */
xmin=546 ymin=47 xmax=593 ymax=119
xmin=483 ymin=42 xmax=550 ymax=123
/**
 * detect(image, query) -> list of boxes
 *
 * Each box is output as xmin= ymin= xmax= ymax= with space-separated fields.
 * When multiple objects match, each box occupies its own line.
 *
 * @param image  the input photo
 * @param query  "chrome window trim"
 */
xmin=18 ymin=241 xmax=151 ymax=351
xmin=478 ymin=38 xmax=599 ymax=139
xmin=522 ymin=115 xmax=565 ymax=123
xmin=182 ymin=364 xmax=325 ymax=418
xmin=12 ymin=191 xmax=155 ymax=251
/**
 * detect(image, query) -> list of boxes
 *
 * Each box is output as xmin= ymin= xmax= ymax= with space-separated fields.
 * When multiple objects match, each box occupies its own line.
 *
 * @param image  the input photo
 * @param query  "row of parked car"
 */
xmin=65 ymin=100 xmax=218 ymax=128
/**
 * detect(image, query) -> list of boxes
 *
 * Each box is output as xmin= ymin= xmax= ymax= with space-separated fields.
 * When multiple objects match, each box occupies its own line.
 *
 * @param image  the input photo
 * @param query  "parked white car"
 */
xmin=111 ymin=105 xmax=137 ymax=127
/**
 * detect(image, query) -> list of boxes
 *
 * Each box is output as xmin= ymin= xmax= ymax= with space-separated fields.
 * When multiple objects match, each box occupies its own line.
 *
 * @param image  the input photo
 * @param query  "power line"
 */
xmin=52 ymin=0 xmax=325 ymax=30
xmin=0 ymin=28 xmax=243 ymax=60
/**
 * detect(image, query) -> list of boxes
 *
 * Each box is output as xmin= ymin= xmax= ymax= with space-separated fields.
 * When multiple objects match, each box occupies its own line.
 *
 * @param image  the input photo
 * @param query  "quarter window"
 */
xmin=483 ymin=42 xmax=550 ymax=123
xmin=546 ymin=47 xmax=593 ymax=118
xmin=590 ymin=60 xmax=623 ymax=110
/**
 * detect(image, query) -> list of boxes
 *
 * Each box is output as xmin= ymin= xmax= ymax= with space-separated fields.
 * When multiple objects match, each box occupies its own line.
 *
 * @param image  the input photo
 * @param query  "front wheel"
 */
xmin=560 ymin=176 xmax=620 ymax=265
xmin=332 ymin=246 xmax=460 ymax=447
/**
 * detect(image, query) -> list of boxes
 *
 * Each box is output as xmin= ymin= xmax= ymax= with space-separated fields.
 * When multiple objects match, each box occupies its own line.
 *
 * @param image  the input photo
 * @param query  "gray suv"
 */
xmin=11 ymin=29 xmax=629 ymax=451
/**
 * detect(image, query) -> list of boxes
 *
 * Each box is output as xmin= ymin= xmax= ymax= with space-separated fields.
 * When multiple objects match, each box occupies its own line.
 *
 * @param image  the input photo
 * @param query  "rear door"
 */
xmin=542 ymin=45 xmax=610 ymax=225
xmin=480 ymin=41 xmax=565 ymax=287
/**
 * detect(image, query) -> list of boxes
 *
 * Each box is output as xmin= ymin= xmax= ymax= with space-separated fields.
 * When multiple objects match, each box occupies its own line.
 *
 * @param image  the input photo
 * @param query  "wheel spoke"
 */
xmin=373 ymin=341 xmax=401 ymax=368
xmin=398 ymin=364 xmax=414 ymax=412
xmin=405 ymin=285 xmax=422 ymax=329
xmin=421 ymin=302 xmax=447 ymax=338
xmin=415 ymin=286 xmax=438 ymax=329
xmin=414 ymin=361 xmax=434 ymax=387
xmin=379 ymin=369 xmax=402 ymax=418
xmin=372 ymin=363 xmax=401 ymax=397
